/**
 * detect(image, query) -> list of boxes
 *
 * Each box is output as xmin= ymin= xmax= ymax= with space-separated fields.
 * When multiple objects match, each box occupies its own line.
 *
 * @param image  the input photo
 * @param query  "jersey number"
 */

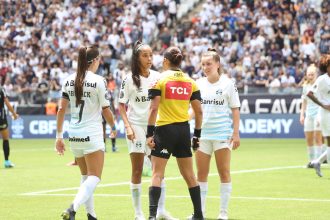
xmin=75 ymin=100 xmax=85 ymax=124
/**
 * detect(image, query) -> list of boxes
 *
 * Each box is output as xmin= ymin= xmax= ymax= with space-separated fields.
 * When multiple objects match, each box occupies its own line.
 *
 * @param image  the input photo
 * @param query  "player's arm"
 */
xmin=300 ymin=99 xmax=307 ymax=125
xmin=55 ymin=98 xmax=69 ymax=155
xmin=231 ymin=107 xmax=240 ymax=150
xmin=4 ymin=97 xmax=19 ymax=120
xmin=102 ymin=106 xmax=116 ymax=129
xmin=307 ymin=91 xmax=325 ymax=108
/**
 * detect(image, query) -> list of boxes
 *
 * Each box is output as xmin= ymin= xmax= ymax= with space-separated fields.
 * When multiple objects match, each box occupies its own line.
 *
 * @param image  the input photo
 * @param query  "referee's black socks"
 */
xmin=189 ymin=185 xmax=203 ymax=218
xmin=3 ymin=140 xmax=9 ymax=160
xmin=149 ymin=186 xmax=161 ymax=218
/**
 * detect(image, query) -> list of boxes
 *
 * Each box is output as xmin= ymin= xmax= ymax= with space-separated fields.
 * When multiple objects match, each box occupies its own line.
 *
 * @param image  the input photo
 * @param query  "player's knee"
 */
xmin=219 ymin=170 xmax=231 ymax=182
xmin=132 ymin=167 xmax=143 ymax=178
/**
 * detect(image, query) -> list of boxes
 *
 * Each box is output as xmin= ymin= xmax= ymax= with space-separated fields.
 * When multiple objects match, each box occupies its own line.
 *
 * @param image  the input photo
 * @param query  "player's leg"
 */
xmin=214 ymin=143 xmax=232 ymax=220
xmin=1 ymin=127 xmax=14 ymax=168
xmin=195 ymin=140 xmax=212 ymax=216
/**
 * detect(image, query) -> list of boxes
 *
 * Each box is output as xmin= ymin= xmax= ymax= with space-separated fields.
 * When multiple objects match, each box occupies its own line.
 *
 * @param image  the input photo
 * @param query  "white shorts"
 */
xmin=126 ymin=124 xmax=151 ymax=155
xmin=320 ymin=110 xmax=330 ymax=137
xmin=198 ymin=139 xmax=232 ymax=156
xmin=304 ymin=116 xmax=321 ymax=132
xmin=69 ymin=134 xmax=105 ymax=158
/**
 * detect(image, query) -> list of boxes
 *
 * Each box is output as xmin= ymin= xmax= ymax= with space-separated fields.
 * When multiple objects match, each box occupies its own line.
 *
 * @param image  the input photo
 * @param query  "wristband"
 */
xmin=146 ymin=125 xmax=155 ymax=138
xmin=112 ymin=124 xmax=117 ymax=131
xmin=56 ymin=131 xmax=63 ymax=139
xmin=193 ymin=129 xmax=201 ymax=138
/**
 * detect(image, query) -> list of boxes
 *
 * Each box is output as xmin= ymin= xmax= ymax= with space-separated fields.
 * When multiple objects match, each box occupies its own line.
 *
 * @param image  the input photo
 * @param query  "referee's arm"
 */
xmin=148 ymin=90 xmax=160 ymax=126
xmin=190 ymin=90 xmax=202 ymax=130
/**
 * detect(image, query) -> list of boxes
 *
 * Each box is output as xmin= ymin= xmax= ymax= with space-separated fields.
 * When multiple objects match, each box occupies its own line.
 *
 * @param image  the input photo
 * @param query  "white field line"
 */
xmin=11 ymin=145 xmax=127 ymax=152
xmin=21 ymin=193 xmax=330 ymax=203
xmin=20 ymin=165 xmax=302 ymax=196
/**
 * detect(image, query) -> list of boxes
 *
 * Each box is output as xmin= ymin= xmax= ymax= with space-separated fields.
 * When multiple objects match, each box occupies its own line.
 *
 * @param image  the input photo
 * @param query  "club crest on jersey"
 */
xmin=165 ymin=81 xmax=192 ymax=100
xmin=216 ymin=89 xmax=223 ymax=95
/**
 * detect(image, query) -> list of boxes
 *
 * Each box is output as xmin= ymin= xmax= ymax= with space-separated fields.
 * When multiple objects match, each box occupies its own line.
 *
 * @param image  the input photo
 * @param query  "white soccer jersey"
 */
xmin=197 ymin=75 xmax=240 ymax=141
xmin=311 ymin=74 xmax=330 ymax=106
xmin=62 ymin=71 xmax=110 ymax=137
xmin=118 ymin=70 xmax=160 ymax=126
xmin=301 ymin=84 xmax=320 ymax=118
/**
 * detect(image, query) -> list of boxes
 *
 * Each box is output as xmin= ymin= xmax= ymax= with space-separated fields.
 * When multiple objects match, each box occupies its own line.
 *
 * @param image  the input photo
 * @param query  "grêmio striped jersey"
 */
xmin=61 ymin=71 xmax=110 ymax=137
xmin=196 ymin=74 xmax=240 ymax=141
xmin=148 ymin=69 xmax=201 ymax=126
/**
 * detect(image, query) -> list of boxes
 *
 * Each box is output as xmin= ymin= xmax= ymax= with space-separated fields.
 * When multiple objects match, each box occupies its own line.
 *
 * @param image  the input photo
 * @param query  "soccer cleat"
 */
xmin=61 ymin=205 xmax=76 ymax=220
xmin=148 ymin=217 xmax=156 ymax=220
xmin=4 ymin=160 xmax=14 ymax=168
xmin=217 ymin=210 xmax=228 ymax=220
xmin=112 ymin=147 xmax=118 ymax=152
xmin=156 ymin=211 xmax=178 ymax=220
xmin=306 ymin=162 xmax=313 ymax=168
xmin=87 ymin=213 xmax=97 ymax=220
xmin=313 ymin=162 xmax=323 ymax=177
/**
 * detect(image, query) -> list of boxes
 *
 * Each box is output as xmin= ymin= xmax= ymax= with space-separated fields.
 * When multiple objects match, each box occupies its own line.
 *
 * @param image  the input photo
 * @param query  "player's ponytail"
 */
xmin=75 ymin=46 xmax=88 ymax=106
xmin=131 ymin=41 xmax=144 ymax=89
xmin=75 ymin=45 xmax=99 ymax=106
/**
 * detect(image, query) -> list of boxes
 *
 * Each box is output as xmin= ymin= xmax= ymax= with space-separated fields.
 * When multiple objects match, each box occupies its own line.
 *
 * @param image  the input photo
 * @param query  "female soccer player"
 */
xmin=0 ymin=87 xmax=19 ymax=168
xmin=147 ymin=46 xmax=204 ymax=220
xmin=194 ymin=49 xmax=240 ymax=220
xmin=119 ymin=41 xmax=175 ymax=220
xmin=300 ymin=64 xmax=323 ymax=167
xmin=308 ymin=54 xmax=330 ymax=177
xmin=56 ymin=45 xmax=117 ymax=220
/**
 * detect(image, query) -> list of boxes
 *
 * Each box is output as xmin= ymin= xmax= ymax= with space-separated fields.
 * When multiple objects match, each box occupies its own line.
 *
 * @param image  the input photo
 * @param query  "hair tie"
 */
xmin=135 ymin=44 xmax=144 ymax=52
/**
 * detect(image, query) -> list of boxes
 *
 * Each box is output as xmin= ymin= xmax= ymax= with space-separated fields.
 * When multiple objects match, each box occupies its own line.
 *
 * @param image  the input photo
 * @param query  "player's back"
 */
xmin=63 ymin=71 xmax=106 ymax=136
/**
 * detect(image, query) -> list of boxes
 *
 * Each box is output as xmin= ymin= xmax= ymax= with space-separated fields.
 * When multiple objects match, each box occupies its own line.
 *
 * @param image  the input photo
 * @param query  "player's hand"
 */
xmin=12 ymin=113 xmax=19 ymax=120
xmin=299 ymin=115 xmax=304 ymax=125
xmin=55 ymin=138 xmax=66 ymax=155
xmin=147 ymin=137 xmax=155 ymax=149
xmin=110 ymin=130 xmax=117 ymax=138
xmin=231 ymin=133 xmax=240 ymax=150
xmin=191 ymin=136 xmax=200 ymax=152
xmin=126 ymin=126 xmax=135 ymax=141
xmin=324 ymin=105 xmax=330 ymax=111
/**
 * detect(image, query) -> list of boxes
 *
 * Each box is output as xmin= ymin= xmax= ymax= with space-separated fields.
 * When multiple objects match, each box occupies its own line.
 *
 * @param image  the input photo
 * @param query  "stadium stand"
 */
xmin=0 ymin=0 xmax=329 ymax=113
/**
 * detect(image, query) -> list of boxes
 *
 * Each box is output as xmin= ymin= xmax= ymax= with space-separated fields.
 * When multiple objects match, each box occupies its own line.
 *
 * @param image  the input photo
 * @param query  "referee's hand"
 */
xmin=147 ymin=137 xmax=155 ymax=149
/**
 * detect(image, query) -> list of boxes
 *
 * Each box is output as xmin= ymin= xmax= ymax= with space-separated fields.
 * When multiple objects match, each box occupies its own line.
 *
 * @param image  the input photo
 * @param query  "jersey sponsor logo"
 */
xmin=69 ymin=136 xmax=90 ymax=142
xmin=165 ymin=81 xmax=192 ymax=100
xmin=65 ymin=80 xmax=96 ymax=88
xmin=160 ymin=148 xmax=169 ymax=154
xmin=201 ymin=98 xmax=224 ymax=105
xmin=135 ymin=96 xmax=150 ymax=102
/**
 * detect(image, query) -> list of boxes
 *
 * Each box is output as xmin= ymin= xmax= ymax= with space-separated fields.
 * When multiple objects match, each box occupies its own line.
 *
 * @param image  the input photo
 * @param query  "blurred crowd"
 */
xmin=0 ymin=0 xmax=329 ymax=107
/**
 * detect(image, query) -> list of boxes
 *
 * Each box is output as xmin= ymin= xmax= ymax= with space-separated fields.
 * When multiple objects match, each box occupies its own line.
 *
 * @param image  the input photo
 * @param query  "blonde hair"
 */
xmin=304 ymin=63 xmax=318 ymax=85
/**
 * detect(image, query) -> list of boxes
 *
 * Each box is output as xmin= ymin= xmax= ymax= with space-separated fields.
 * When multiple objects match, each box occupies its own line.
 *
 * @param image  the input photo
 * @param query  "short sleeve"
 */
xmin=310 ymin=77 xmax=322 ymax=98
xmin=118 ymin=76 xmax=130 ymax=104
xmin=98 ymin=78 xmax=110 ymax=108
xmin=61 ymin=79 xmax=69 ymax=100
xmin=301 ymin=86 xmax=307 ymax=100
xmin=148 ymin=78 xmax=161 ymax=99
xmin=1 ymin=88 xmax=7 ymax=98
xmin=190 ymin=80 xmax=201 ymax=101
xmin=228 ymin=80 xmax=240 ymax=108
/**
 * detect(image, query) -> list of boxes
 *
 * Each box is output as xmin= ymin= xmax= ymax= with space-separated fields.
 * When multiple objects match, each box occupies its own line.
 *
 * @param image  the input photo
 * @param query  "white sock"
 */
xmin=143 ymin=155 xmax=152 ymax=170
xmin=313 ymin=151 xmax=327 ymax=164
xmin=327 ymin=147 xmax=330 ymax=163
xmin=220 ymin=182 xmax=232 ymax=212
xmin=322 ymin=144 xmax=327 ymax=153
xmin=157 ymin=179 xmax=166 ymax=214
xmin=307 ymin=146 xmax=315 ymax=162
xmin=199 ymin=181 xmax=208 ymax=215
xmin=130 ymin=183 xmax=143 ymax=215
xmin=81 ymin=175 xmax=96 ymax=218
xmin=315 ymin=146 xmax=323 ymax=159
xmin=73 ymin=175 xmax=100 ymax=212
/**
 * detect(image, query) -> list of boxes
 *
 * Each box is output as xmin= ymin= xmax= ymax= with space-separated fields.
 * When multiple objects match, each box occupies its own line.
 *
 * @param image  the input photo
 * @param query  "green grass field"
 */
xmin=0 ymin=138 xmax=329 ymax=220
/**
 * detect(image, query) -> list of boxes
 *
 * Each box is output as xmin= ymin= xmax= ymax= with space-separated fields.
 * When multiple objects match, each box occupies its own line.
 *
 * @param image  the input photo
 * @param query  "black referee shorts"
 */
xmin=151 ymin=121 xmax=192 ymax=159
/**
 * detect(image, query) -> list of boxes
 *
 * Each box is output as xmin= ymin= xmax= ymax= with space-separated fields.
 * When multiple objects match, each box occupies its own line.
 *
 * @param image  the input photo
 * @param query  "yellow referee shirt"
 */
xmin=148 ymin=69 xmax=201 ymax=126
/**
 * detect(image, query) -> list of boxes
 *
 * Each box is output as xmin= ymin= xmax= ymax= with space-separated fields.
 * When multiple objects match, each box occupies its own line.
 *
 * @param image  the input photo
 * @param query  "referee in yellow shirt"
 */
xmin=146 ymin=47 xmax=204 ymax=220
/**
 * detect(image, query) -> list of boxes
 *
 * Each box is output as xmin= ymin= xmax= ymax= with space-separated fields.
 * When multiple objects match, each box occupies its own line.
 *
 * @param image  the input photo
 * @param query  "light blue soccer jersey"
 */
xmin=301 ymin=84 xmax=320 ymax=118
xmin=197 ymin=75 xmax=240 ymax=141
xmin=62 ymin=71 xmax=110 ymax=137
